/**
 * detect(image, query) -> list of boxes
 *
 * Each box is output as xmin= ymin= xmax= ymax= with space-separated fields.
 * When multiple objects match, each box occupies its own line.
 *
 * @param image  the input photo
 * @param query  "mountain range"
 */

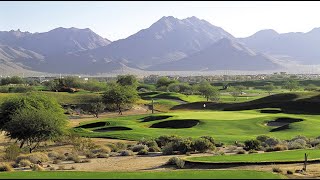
xmin=1 ymin=16 xmax=319 ymax=75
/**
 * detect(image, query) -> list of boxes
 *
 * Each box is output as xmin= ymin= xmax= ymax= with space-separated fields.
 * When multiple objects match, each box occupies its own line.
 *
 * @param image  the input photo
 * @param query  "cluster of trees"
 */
xmin=43 ymin=77 xmax=109 ymax=92
xmin=0 ymin=76 xmax=25 ymax=85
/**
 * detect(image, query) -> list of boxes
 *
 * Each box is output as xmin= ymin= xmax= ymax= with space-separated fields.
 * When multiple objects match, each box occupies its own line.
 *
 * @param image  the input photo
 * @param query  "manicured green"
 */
xmin=74 ymin=110 xmax=320 ymax=144
xmin=0 ymin=170 xmax=285 ymax=179
xmin=187 ymin=149 xmax=320 ymax=163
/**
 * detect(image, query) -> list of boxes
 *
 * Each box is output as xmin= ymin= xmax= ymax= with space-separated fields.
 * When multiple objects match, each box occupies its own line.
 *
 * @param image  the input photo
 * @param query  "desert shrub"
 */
xmin=81 ymin=159 xmax=91 ymax=163
xmin=4 ymin=143 xmax=21 ymax=161
xmin=138 ymin=138 xmax=158 ymax=148
xmin=18 ymin=159 xmax=32 ymax=167
xmin=10 ymin=162 xmax=19 ymax=168
xmin=31 ymin=164 xmax=45 ymax=171
xmin=192 ymin=138 xmax=215 ymax=153
xmin=162 ymin=142 xmax=174 ymax=155
xmin=237 ymin=150 xmax=246 ymax=154
xmin=265 ymin=144 xmax=288 ymax=152
xmin=291 ymin=135 xmax=308 ymax=142
xmin=155 ymin=135 xmax=182 ymax=148
xmin=120 ymin=150 xmax=134 ymax=156
xmin=49 ymin=167 xmax=55 ymax=171
xmin=214 ymin=142 xmax=224 ymax=147
xmin=53 ymin=159 xmax=62 ymax=164
xmin=91 ymin=146 xmax=111 ymax=154
xmin=214 ymin=151 xmax=225 ymax=156
xmin=272 ymin=167 xmax=282 ymax=173
xmin=264 ymin=138 xmax=280 ymax=147
xmin=66 ymin=152 xmax=81 ymax=163
xmin=256 ymin=135 xmax=270 ymax=142
xmin=148 ymin=146 xmax=161 ymax=152
xmin=0 ymin=163 xmax=14 ymax=172
xmin=248 ymin=149 xmax=258 ymax=154
xmin=244 ymin=139 xmax=261 ymax=151
xmin=315 ymin=144 xmax=320 ymax=149
xmin=226 ymin=145 xmax=238 ymax=153
xmin=106 ymin=144 xmax=118 ymax=152
xmin=57 ymin=165 xmax=65 ymax=170
xmin=115 ymin=142 xmax=127 ymax=151
xmin=71 ymin=166 xmax=76 ymax=170
xmin=97 ymin=153 xmax=109 ymax=158
xmin=200 ymin=136 xmax=215 ymax=144
xmin=166 ymin=157 xmax=184 ymax=169
xmin=288 ymin=140 xmax=306 ymax=150
xmin=287 ymin=170 xmax=294 ymax=174
xmin=48 ymin=151 xmax=66 ymax=160
xmin=186 ymin=152 xmax=191 ymax=156
xmin=85 ymin=151 xmax=97 ymax=158
xmin=310 ymin=139 xmax=320 ymax=147
xmin=235 ymin=141 xmax=245 ymax=147
xmin=16 ymin=152 xmax=49 ymax=164
xmin=137 ymin=149 xmax=149 ymax=155
xmin=132 ymin=144 xmax=148 ymax=152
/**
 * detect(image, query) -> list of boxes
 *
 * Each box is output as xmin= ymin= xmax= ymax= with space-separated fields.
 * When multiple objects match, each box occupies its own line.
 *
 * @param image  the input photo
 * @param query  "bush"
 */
xmin=192 ymin=138 xmax=215 ymax=153
xmin=288 ymin=141 xmax=305 ymax=150
xmin=97 ymin=153 xmax=109 ymax=158
xmin=148 ymin=146 xmax=161 ymax=152
xmin=53 ymin=159 xmax=62 ymax=164
xmin=48 ymin=151 xmax=66 ymax=160
xmin=244 ymin=139 xmax=261 ymax=151
xmin=214 ymin=142 xmax=224 ymax=147
xmin=132 ymin=144 xmax=148 ymax=152
xmin=106 ymin=144 xmax=118 ymax=152
xmin=120 ymin=150 xmax=134 ymax=156
xmin=137 ymin=149 xmax=149 ymax=155
xmin=0 ymin=163 xmax=14 ymax=172
xmin=66 ymin=152 xmax=81 ymax=163
xmin=91 ymin=146 xmax=111 ymax=154
xmin=265 ymin=144 xmax=288 ymax=152
xmin=115 ymin=142 xmax=127 ymax=151
xmin=85 ymin=151 xmax=97 ymax=158
xmin=237 ymin=150 xmax=246 ymax=154
xmin=138 ymin=138 xmax=158 ymax=148
xmin=57 ymin=165 xmax=65 ymax=170
xmin=200 ymin=136 xmax=215 ymax=144
xmin=16 ymin=152 xmax=49 ymax=164
xmin=264 ymin=138 xmax=280 ymax=147
xmin=272 ymin=167 xmax=282 ymax=173
xmin=226 ymin=145 xmax=238 ymax=153
xmin=256 ymin=135 xmax=270 ymax=142
xmin=31 ymin=164 xmax=45 ymax=171
xmin=287 ymin=170 xmax=294 ymax=174
xmin=18 ymin=159 xmax=32 ymax=167
xmin=49 ymin=167 xmax=55 ymax=171
xmin=248 ymin=149 xmax=258 ymax=154
xmin=4 ymin=143 xmax=21 ymax=161
xmin=162 ymin=142 xmax=174 ymax=155
xmin=155 ymin=135 xmax=182 ymax=148
xmin=166 ymin=157 xmax=184 ymax=169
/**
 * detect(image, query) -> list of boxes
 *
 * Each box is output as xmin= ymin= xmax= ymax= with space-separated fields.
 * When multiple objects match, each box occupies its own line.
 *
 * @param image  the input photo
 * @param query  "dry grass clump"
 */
xmin=16 ymin=152 xmax=49 ymax=164
xmin=18 ymin=159 xmax=32 ymax=167
xmin=0 ymin=163 xmax=14 ymax=172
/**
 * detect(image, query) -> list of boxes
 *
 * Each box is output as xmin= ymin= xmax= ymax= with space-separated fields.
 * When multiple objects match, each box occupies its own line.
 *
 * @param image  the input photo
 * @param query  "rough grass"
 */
xmin=0 ymin=170 xmax=285 ymax=179
xmin=187 ymin=149 xmax=320 ymax=163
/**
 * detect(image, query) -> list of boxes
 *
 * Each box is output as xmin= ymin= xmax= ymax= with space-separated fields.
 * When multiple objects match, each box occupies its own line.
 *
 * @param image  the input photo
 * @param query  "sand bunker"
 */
xmin=266 ymin=117 xmax=303 ymax=132
xmin=93 ymin=126 xmax=132 ymax=132
xmin=140 ymin=115 xmax=173 ymax=122
xmin=150 ymin=119 xmax=200 ymax=129
xmin=77 ymin=122 xmax=108 ymax=128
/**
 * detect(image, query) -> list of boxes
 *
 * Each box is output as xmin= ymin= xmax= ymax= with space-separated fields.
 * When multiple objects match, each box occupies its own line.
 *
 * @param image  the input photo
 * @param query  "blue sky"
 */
xmin=1 ymin=1 xmax=320 ymax=41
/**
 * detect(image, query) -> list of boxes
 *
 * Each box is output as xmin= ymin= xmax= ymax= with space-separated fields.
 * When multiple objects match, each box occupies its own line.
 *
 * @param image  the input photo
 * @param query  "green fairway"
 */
xmin=187 ymin=149 xmax=320 ymax=163
xmin=0 ymin=170 xmax=285 ymax=179
xmin=73 ymin=110 xmax=320 ymax=144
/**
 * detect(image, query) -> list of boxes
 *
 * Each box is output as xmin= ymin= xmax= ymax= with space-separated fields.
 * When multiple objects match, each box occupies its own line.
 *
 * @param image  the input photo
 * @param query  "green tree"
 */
xmin=156 ymin=77 xmax=177 ymax=88
xmin=102 ymin=84 xmax=138 ymax=115
xmin=197 ymin=81 xmax=220 ymax=101
xmin=228 ymin=86 xmax=243 ymax=101
xmin=116 ymin=75 xmax=138 ymax=88
xmin=283 ymin=80 xmax=299 ymax=91
xmin=87 ymin=101 xmax=106 ymax=118
xmin=6 ymin=109 xmax=67 ymax=153
xmin=0 ymin=92 xmax=67 ymax=152
xmin=263 ymin=84 xmax=276 ymax=95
